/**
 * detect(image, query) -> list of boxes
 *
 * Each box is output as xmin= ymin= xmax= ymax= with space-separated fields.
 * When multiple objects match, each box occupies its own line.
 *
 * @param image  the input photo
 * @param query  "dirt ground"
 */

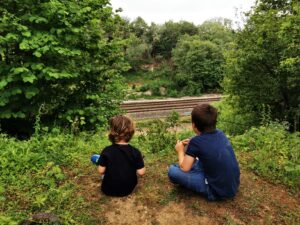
xmin=75 ymin=159 xmax=300 ymax=225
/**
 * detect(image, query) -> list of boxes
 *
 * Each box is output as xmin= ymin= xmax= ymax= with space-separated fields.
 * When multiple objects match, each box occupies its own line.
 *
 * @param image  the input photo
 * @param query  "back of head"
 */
xmin=191 ymin=104 xmax=217 ymax=132
xmin=108 ymin=115 xmax=135 ymax=143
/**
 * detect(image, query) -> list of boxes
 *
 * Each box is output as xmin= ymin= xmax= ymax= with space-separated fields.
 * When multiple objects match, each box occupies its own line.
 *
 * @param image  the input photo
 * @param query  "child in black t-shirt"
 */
xmin=92 ymin=115 xmax=145 ymax=197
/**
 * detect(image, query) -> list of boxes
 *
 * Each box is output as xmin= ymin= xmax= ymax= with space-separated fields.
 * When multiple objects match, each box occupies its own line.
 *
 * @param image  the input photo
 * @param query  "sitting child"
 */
xmin=168 ymin=104 xmax=240 ymax=201
xmin=92 ymin=115 xmax=145 ymax=197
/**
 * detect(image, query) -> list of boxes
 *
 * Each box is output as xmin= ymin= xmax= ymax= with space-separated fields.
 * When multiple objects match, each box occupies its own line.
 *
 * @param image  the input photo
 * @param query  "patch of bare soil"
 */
xmin=75 ymin=161 xmax=300 ymax=225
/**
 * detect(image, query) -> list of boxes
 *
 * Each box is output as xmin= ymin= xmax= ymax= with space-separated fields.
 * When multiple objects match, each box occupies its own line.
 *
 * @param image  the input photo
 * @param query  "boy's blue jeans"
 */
xmin=168 ymin=160 xmax=216 ymax=201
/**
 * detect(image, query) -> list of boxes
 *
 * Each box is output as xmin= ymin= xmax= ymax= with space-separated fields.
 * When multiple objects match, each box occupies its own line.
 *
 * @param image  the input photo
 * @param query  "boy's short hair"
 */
xmin=108 ymin=115 xmax=135 ymax=143
xmin=191 ymin=104 xmax=217 ymax=132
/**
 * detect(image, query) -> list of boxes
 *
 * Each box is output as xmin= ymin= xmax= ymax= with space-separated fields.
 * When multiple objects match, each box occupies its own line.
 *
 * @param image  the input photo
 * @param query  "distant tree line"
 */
xmin=124 ymin=17 xmax=234 ymax=95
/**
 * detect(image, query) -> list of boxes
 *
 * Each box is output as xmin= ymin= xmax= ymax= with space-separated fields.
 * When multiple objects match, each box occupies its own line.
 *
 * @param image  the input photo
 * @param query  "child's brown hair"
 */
xmin=108 ymin=115 xmax=135 ymax=143
xmin=191 ymin=103 xmax=217 ymax=132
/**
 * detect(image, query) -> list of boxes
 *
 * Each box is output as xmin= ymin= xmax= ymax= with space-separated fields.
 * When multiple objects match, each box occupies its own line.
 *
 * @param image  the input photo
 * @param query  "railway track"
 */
xmin=121 ymin=94 xmax=222 ymax=119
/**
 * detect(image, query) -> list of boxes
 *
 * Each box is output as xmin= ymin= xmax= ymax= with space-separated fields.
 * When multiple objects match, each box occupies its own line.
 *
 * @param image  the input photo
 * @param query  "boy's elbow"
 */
xmin=97 ymin=166 xmax=106 ymax=174
xmin=137 ymin=168 xmax=146 ymax=176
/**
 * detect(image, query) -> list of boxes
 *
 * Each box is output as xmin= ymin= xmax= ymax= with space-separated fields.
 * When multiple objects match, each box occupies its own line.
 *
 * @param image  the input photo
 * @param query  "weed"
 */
xmin=159 ymin=189 xmax=179 ymax=205
xmin=136 ymin=112 xmax=180 ymax=154
xmin=188 ymin=202 xmax=206 ymax=216
xmin=232 ymin=122 xmax=300 ymax=190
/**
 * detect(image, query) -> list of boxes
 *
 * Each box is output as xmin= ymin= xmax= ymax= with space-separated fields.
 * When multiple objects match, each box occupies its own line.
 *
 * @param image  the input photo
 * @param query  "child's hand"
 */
xmin=181 ymin=139 xmax=190 ymax=145
xmin=175 ymin=140 xmax=185 ymax=153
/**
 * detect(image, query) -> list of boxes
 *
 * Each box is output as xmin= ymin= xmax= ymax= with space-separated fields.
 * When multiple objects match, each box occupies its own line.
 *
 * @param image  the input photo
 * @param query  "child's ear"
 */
xmin=192 ymin=123 xmax=200 ymax=134
xmin=192 ymin=123 xmax=196 ymax=129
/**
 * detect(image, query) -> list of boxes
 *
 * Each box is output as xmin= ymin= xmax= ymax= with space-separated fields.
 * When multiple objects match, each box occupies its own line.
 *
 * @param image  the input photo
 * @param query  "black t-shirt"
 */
xmin=97 ymin=144 xmax=144 ymax=197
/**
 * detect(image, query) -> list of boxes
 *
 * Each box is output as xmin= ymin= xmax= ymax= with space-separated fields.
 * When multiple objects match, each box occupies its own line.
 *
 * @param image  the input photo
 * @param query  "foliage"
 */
xmin=125 ymin=63 xmax=179 ymax=98
xmin=0 ymin=130 xmax=108 ymax=224
xmin=139 ymin=79 xmax=168 ymax=96
xmin=172 ymin=35 xmax=224 ymax=95
xmin=232 ymin=122 xmax=300 ymax=190
xmin=125 ymin=34 xmax=152 ymax=71
xmin=198 ymin=18 xmax=235 ymax=49
xmin=152 ymin=21 xmax=198 ymax=59
xmin=0 ymin=0 xmax=129 ymax=134
xmin=223 ymin=0 xmax=300 ymax=131
xmin=136 ymin=112 xmax=180 ymax=154
xmin=214 ymin=99 xmax=258 ymax=135
xmin=129 ymin=17 xmax=149 ymax=38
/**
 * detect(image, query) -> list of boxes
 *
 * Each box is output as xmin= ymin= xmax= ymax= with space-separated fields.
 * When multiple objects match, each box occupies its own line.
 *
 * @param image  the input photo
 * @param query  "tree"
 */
xmin=129 ymin=17 xmax=149 ymax=38
xmin=223 ymin=0 xmax=300 ymax=131
xmin=152 ymin=21 xmax=198 ymax=59
xmin=0 ymin=0 xmax=129 ymax=135
xmin=125 ymin=34 xmax=152 ymax=71
xmin=198 ymin=18 xmax=235 ymax=49
xmin=172 ymin=35 xmax=224 ymax=95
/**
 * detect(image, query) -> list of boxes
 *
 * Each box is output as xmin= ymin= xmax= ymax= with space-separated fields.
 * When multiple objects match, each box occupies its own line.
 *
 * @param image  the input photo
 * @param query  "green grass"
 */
xmin=0 ymin=131 xmax=109 ymax=224
xmin=231 ymin=122 xmax=300 ymax=191
xmin=0 ymin=119 xmax=299 ymax=224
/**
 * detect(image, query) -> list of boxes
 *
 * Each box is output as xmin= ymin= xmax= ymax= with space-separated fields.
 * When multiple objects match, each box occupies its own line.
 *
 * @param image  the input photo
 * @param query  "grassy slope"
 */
xmin=73 ymin=123 xmax=300 ymax=225
xmin=1 ymin=124 xmax=299 ymax=224
xmin=75 ymin=147 xmax=300 ymax=225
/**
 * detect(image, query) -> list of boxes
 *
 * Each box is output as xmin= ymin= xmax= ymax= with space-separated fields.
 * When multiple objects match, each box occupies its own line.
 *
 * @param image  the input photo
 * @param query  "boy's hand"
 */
xmin=181 ymin=139 xmax=190 ymax=145
xmin=175 ymin=140 xmax=185 ymax=153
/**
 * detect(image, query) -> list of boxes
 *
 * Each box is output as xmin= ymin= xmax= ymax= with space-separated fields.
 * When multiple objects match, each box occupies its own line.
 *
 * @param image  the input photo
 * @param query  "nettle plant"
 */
xmin=0 ymin=0 xmax=129 ymax=133
xmin=137 ymin=111 xmax=180 ymax=154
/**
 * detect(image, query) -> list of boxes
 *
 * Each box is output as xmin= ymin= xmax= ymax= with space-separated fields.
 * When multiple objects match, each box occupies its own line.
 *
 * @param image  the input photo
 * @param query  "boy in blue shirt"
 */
xmin=168 ymin=104 xmax=240 ymax=201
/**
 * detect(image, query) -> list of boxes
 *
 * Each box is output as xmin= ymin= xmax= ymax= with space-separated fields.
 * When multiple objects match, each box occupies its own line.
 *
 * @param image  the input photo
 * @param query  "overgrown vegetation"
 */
xmin=0 ymin=0 xmax=129 ymax=135
xmin=223 ymin=0 xmax=300 ymax=131
xmin=136 ymin=111 xmax=180 ymax=153
xmin=231 ymin=122 xmax=300 ymax=190
xmin=0 ymin=131 xmax=107 ymax=224
xmin=0 ymin=0 xmax=300 ymax=223
xmin=1 ymin=115 xmax=299 ymax=223
xmin=172 ymin=35 xmax=224 ymax=94
xmin=124 ymin=18 xmax=233 ymax=98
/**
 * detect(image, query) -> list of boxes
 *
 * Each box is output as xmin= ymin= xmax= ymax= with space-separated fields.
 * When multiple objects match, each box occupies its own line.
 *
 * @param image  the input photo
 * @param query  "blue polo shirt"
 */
xmin=186 ymin=129 xmax=240 ymax=199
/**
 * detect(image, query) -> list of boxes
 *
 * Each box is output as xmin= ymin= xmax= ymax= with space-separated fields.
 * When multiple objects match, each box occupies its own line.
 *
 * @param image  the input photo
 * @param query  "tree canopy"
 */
xmin=223 ymin=0 xmax=300 ymax=131
xmin=172 ymin=35 xmax=224 ymax=95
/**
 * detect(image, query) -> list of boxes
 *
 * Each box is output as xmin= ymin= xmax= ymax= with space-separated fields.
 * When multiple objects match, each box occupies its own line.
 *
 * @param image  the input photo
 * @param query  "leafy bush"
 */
xmin=223 ymin=0 xmax=300 ymax=131
xmin=172 ymin=35 xmax=224 ymax=95
xmin=231 ymin=122 xmax=300 ymax=190
xmin=125 ymin=34 xmax=152 ymax=71
xmin=136 ymin=112 xmax=180 ymax=153
xmin=0 ymin=131 xmax=107 ymax=223
xmin=214 ymin=100 xmax=258 ymax=135
xmin=0 ymin=0 xmax=129 ymax=133
xmin=127 ymin=63 xmax=177 ymax=98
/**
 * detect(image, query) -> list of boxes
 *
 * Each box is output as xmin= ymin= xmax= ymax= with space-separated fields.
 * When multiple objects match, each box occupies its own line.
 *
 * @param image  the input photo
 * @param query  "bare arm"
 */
xmin=137 ymin=167 xmax=146 ymax=176
xmin=97 ymin=166 xmax=106 ymax=174
xmin=175 ymin=140 xmax=195 ymax=172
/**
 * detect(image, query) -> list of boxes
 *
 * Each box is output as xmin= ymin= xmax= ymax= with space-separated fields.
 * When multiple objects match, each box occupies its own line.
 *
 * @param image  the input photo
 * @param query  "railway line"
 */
xmin=121 ymin=94 xmax=222 ymax=119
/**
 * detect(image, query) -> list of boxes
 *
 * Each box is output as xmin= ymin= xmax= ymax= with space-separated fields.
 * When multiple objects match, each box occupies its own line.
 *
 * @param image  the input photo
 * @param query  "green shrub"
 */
xmin=214 ymin=100 xmax=258 ymax=135
xmin=172 ymin=35 xmax=224 ymax=94
xmin=136 ymin=112 xmax=180 ymax=154
xmin=0 ymin=0 xmax=128 ymax=133
xmin=223 ymin=1 xmax=300 ymax=131
xmin=0 ymin=131 xmax=107 ymax=223
xmin=232 ymin=122 xmax=300 ymax=190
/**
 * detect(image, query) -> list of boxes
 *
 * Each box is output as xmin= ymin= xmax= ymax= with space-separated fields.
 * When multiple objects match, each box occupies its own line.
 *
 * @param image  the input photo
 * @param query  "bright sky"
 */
xmin=110 ymin=0 xmax=256 ymax=25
